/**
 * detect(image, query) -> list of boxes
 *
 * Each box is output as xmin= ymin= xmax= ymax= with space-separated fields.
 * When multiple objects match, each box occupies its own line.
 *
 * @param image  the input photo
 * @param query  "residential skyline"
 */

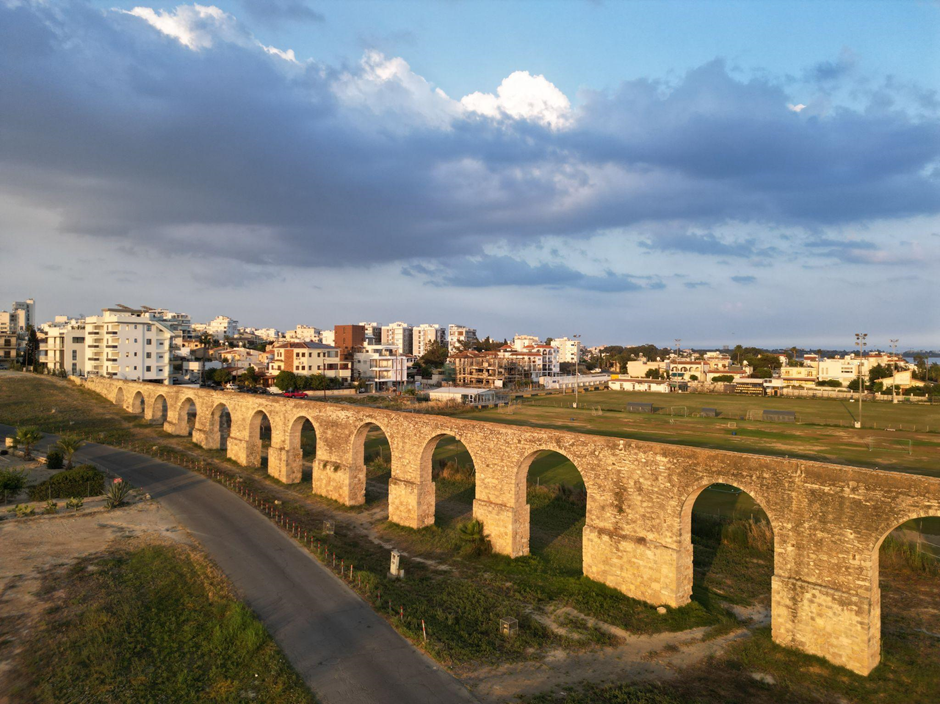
xmin=1 ymin=1 xmax=939 ymax=347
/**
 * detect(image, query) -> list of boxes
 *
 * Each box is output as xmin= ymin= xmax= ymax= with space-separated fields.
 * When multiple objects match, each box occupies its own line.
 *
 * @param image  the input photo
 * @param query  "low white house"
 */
xmin=539 ymin=373 xmax=610 ymax=390
xmin=427 ymin=387 xmax=499 ymax=406
xmin=609 ymin=377 xmax=671 ymax=393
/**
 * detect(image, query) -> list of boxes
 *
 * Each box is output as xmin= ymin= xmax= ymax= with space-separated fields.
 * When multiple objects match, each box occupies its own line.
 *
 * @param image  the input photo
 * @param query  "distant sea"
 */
xmin=904 ymin=356 xmax=940 ymax=365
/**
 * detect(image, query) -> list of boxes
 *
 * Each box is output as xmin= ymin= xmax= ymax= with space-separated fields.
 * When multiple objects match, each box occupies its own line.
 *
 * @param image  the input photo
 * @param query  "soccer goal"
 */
xmin=727 ymin=421 xmax=737 ymax=429
xmin=669 ymin=406 xmax=688 ymax=417
xmin=591 ymin=406 xmax=603 ymax=416
xmin=868 ymin=437 xmax=912 ymax=455
xmin=746 ymin=409 xmax=763 ymax=421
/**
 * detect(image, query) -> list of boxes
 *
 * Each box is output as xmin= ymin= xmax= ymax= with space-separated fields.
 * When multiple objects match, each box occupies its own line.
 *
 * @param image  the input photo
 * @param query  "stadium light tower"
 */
xmin=890 ymin=339 xmax=899 ymax=404
xmin=573 ymin=333 xmax=581 ymax=409
xmin=855 ymin=333 xmax=868 ymax=428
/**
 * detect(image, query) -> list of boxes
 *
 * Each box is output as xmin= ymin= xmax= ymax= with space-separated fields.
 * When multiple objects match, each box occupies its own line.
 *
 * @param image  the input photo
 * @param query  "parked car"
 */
xmin=283 ymin=391 xmax=307 ymax=399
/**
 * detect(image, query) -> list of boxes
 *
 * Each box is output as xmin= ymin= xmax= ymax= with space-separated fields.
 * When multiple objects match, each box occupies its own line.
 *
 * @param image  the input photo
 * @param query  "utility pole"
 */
xmin=855 ymin=333 xmax=867 ymax=428
xmin=573 ymin=334 xmax=581 ymax=408
xmin=890 ymin=339 xmax=899 ymax=404
xmin=673 ymin=339 xmax=681 ymax=389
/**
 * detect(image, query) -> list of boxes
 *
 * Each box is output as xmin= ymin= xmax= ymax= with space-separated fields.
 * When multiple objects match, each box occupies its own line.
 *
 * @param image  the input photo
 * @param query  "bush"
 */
xmin=105 ymin=477 xmax=132 ymax=509
xmin=711 ymin=375 xmax=734 ymax=383
xmin=28 ymin=465 xmax=104 ymax=501
xmin=0 ymin=467 xmax=30 ymax=495
xmin=45 ymin=451 xmax=64 ymax=469
xmin=66 ymin=496 xmax=84 ymax=512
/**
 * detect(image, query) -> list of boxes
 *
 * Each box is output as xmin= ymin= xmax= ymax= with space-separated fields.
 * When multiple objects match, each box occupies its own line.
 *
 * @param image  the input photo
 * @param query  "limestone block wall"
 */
xmin=75 ymin=376 xmax=940 ymax=676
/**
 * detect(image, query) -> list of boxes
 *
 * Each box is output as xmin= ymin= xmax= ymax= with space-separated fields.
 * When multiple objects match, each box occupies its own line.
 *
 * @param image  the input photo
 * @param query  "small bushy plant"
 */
xmin=0 ymin=467 xmax=30 ymax=495
xmin=43 ymin=500 xmax=58 ymax=515
xmin=28 ymin=464 xmax=104 ymax=501
xmin=8 ymin=503 xmax=35 ymax=517
xmin=105 ymin=478 xmax=131 ymax=509
xmin=45 ymin=451 xmax=64 ymax=469
xmin=66 ymin=496 xmax=84 ymax=512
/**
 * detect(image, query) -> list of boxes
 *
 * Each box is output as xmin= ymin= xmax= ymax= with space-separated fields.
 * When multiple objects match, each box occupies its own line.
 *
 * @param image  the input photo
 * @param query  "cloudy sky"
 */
xmin=1 ymin=0 xmax=938 ymax=348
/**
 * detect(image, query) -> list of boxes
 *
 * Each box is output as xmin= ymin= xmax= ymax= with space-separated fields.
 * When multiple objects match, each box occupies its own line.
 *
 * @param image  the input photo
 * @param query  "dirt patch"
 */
xmin=0 ymin=500 xmax=189 ymax=701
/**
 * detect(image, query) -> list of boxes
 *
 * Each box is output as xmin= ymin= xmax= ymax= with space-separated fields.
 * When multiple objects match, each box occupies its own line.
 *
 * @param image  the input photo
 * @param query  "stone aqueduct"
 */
xmin=80 ymin=376 xmax=940 ymax=676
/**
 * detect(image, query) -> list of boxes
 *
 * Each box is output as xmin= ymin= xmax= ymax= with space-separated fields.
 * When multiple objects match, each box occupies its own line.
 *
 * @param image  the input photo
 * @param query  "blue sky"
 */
xmin=2 ymin=0 xmax=939 ymax=348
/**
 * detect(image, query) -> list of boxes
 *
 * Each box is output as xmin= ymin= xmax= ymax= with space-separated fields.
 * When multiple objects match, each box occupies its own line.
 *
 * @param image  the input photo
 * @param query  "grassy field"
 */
xmin=461 ymin=389 xmax=940 ymax=478
xmin=2 ymin=373 xmax=939 ymax=703
xmin=5 ymin=541 xmax=314 ymax=703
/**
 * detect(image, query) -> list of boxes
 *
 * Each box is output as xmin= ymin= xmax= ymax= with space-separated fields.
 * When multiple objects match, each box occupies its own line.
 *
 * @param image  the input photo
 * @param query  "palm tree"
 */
xmin=56 ymin=435 xmax=84 ymax=470
xmin=14 ymin=427 xmax=43 ymax=460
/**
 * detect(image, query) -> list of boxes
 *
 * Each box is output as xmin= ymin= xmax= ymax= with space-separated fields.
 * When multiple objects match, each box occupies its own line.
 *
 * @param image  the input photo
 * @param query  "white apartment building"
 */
xmin=521 ymin=344 xmax=560 ymax=377
xmin=320 ymin=329 xmax=335 ymax=346
xmin=267 ymin=341 xmax=351 ymax=381
xmin=284 ymin=325 xmax=321 ymax=342
xmin=512 ymin=334 xmax=540 ymax=351
xmin=413 ymin=324 xmax=445 ymax=358
xmin=447 ymin=324 xmax=477 ymax=354
xmin=353 ymin=344 xmax=408 ymax=390
xmin=0 ymin=299 xmax=35 ymax=333
xmin=39 ymin=318 xmax=86 ymax=375
xmin=551 ymin=337 xmax=582 ymax=365
xmin=142 ymin=307 xmax=192 ymax=339
xmin=381 ymin=322 xmax=413 ymax=355
xmin=84 ymin=308 xmax=171 ymax=382
xmin=358 ymin=322 xmax=382 ymax=344
xmin=206 ymin=315 xmax=238 ymax=340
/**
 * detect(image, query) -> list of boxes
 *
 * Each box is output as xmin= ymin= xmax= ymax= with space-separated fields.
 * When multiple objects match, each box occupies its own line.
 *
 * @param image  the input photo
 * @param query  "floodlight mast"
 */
xmin=855 ymin=333 xmax=868 ymax=428
xmin=572 ymin=334 xmax=581 ymax=409
xmin=890 ymin=339 xmax=899 ymax=404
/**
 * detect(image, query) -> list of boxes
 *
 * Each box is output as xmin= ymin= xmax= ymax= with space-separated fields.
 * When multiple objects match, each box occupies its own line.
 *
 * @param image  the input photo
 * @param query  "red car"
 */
xmin=282 ymin=391 xmax=308 ymax=399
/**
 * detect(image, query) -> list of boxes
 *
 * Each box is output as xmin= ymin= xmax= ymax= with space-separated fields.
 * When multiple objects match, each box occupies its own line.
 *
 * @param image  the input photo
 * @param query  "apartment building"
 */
xmin=141 ymin=307 xmax=192 ymax=340
xmin=512 ymin=334 xmax=540 ymax=351
xmin=519 ymin=344 xmax=560 ymax=377
xmin=267 ymin=341 xmax=351 ymax=381
xmin=453 ymin=348 xmax=542 ymax=388
xmin=40 ymin=318 xmax=86 ymax=375
xmin=551 ymin=337 xmax=582 ymax=365
xmin=284 ymin=325 xmax=321 ymax=342
xmin=334 ymin=324 xmax=366 ymax=353
xmin=206 ymin=315 xmax=238 ymax=340
xmin=358 ymin=322 xmax=382 ymax=344
xmin=0 ymin=332 xmax=16 ymax=366
xmin=413 ymin=323 xmax=445 ymax=358
xmin=381 ymin=322 xmax=413 ymax=355
xmin=447 ymin=324 xmax=477 ymax=354
xmin=353 ymin=344 xmax=409 ymax=390
xmin=84 ymin=308 xmax=171 ymax=382
xmin=0 ymin=299 xmax=35 ymax=334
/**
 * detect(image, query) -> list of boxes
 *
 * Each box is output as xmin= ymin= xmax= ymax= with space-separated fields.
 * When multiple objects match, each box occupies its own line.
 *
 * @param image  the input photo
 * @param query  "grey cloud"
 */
xmin=806 ymin=48 xmax=857 ymax=84
xmin=238 ymin=0 xmax=324 ymax=24
xmin=731 ymin=275 xmax=757 ymax=284
xmin=639 ymin=231 xmax=777 ymax=258
xmin=683 ymin=281 xmax=710 ymax=289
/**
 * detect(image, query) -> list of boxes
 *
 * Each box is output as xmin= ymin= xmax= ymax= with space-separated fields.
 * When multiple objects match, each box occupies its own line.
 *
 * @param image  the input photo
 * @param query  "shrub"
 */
xmin=105 ymin=478 xmax=132 ymax=509
xmin=45 ymin=451 xmax=64 ymax=469
xmin=457 ymin=519 xmax=492 ymax=557
xmin=0 ymin=467 xmax=30 ymax=495
xmin=43 ymin=500 xmax=58 ymax=515
xmin=28 ymin=464 xmax=104 ymax=501
xmin=711 ymin=375 xmax=734 ymax=383
xmin=7 ymin=504 xmax=35 ymax=517
xmin=66 ymin=496 xmax=84 ymax=512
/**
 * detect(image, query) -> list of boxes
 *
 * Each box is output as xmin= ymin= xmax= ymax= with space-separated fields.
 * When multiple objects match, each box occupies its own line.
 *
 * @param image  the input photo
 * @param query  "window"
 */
xmin=134 ymin=338 xmax=138 ymax=343
xmin=146 ymin=366 xmax=151 ymax=372
xmin=146 ymin=338 xmax=152 ymax=345
xmin=146 ymin=352 xmax=151 ymax=359
xmin=71 ymin=350 xmax=77 ymax=361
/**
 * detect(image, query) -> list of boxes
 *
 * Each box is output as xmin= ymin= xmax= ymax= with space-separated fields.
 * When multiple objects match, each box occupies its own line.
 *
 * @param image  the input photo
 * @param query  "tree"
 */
xmin=274 ymin=370 xmax=296 ymax=392
xmin=239 ymin=365 xmax=259 ymax=388
xmin=751 ymin=368 xmax=773 ymax=379
xmin=689 ymin=374 xmax=699 ymax=381
xmin=215 ymin=369 xmax=233 ymax=385
xmin=418 ymin=340 xmax=449 ymax=369
xmin=56 ymin=435 xmax=84 ymax=470
xmin=712 ymin=375 xmax=734 ymax=383
xmin=644 ymin=368 xmax=663 ymax=380
xmin=22 ymin=326 xmax=39 ymax=369
xmin=13 ymin=427 xmax=42 ymax=460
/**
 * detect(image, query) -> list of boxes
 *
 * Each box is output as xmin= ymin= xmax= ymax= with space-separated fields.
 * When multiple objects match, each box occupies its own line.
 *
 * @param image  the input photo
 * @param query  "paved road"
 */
xmin=0 ymin=425 xmax=477 ymax=704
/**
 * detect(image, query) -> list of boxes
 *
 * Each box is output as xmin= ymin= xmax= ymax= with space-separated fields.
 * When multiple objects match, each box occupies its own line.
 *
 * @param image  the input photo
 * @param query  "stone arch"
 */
xmin=114 ymin=387 xmax=125 ymax=407
xmin=285 ymin=413 xmax=319 ymax=483
xmin=514 ymin=448 xmax=586 ymax=564
xmin=131 ymin=390 xmax=145 ymax=414
xmin=150 ymin=394 xmax=168 ymax=424
xmin=678 ymin=480 xmax=776 ymax=608
xmin=207 ymin=401 xmax=233 ymax=450
xmin=351 ymin=421 xmax=393 ymax=507
xmin=244 ymin=408 xmax=273 ymax=468
xmin=176 ymin=396 xmax=198 ymax=436
xmin=418 ymin=433 xmax=477 ymax=525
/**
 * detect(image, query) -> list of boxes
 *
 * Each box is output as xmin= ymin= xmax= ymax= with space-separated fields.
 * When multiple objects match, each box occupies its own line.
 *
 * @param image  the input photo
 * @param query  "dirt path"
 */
xmin=0 ymin=501 xmax=189 ymax=701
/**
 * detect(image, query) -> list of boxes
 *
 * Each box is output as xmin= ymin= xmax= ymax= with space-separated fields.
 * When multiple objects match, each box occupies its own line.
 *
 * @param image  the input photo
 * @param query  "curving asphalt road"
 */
xmin=0 ymin=425 xmax=477 ymax=704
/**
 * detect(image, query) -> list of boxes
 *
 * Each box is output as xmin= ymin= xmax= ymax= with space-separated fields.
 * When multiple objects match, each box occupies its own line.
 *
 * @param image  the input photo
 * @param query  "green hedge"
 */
xmin=28 ymin=465 xmax=104 ymax=501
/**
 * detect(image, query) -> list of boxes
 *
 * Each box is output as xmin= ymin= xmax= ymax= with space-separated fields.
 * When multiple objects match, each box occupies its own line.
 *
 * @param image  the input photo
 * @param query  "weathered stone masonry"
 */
xmin=80 ymin=377 xmax=940 ymax=676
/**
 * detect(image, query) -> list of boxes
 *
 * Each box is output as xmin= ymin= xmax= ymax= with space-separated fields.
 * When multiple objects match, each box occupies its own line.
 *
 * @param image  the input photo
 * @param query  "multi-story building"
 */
xmin=518 ymin=344 xmax=560 ymax=377
xmin=447 ymin=324 xmax=477 ymax=354
xmin=206 ymin=315 xmax=238 ymax=340
xmin=381 ymin=322 xmax=413 ymax=355
xmin=0 ymin=299 xmax=35 ymax=334
xmin=0 ymin=332 xmax=17 ymax=366
xmin=413 ymin=324 xmax=445 ymax=358
xmin=267 ymin=341 xmax=351 ymax=381
xmin=667 ymin=359 xmax=707 ymax=380
xmin=39 ymin=318 xmax=86 ymax=375
xmin=358 ymin=322 xmax=382 ymax=344
xmin=453 ymin=348 xmax=542 ymax=388
xmin=83 ymin=308 xmax=171 ymax=382
xmin=353 ymin=344 xmax=409 ymax=390
xmin=284 ymin=325 xmax=321 ymax=342
xmin=334 ymin=324 xmax=366 ymax=353
xmin=551 ymin=337 xmax=582 ymax=365
xmin=141 ymin=307 xmax=192 ymax=340
xmin=320 ymin=329 xmax=335 ymax=346
xmin=218 ymin=347 xmax=267 ymax=372
xmin=512 ymin=334 xmax=540 ymax=351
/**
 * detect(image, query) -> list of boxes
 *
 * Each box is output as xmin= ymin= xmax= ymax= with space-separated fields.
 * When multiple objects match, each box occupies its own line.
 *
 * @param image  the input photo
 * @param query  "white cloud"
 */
xmin=461 ymin=70 xmax=572 ymax=129
xmin=120 ymin=4 xmax=297 ymax=62
xmin=788 ymin=103 xmax=807 ymax=112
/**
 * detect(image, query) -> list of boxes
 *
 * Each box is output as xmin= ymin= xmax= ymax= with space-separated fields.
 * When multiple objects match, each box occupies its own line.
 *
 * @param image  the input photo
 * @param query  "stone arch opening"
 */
xmin=151 ymin=394 xmax=168 ymax=424
xmin=680 ymin=483 xmax=775 ymax=611
xmin=178 ymin=397 xmax=197 ymax=437
xmin=114 ymin=387 xmax=124 ymax=407
xmin=287 ymin=415 xmax=318 ymax=483
xmin=871 ymin=515 xmax=940 ymax=676
xmin=209 ymin=402 xmax=233 ymax=450
xmin=353 ymin=422 xmax=391 ymax=508
xmin=131 ymin=390 xmax=145 ymax=414
xmin=518 ymin=450 xmax=585 ymax=571
xmin=247 ymin=409 xmax=273 ymax=468
xmin=419 ymin=434 xmax=476 ymax=527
